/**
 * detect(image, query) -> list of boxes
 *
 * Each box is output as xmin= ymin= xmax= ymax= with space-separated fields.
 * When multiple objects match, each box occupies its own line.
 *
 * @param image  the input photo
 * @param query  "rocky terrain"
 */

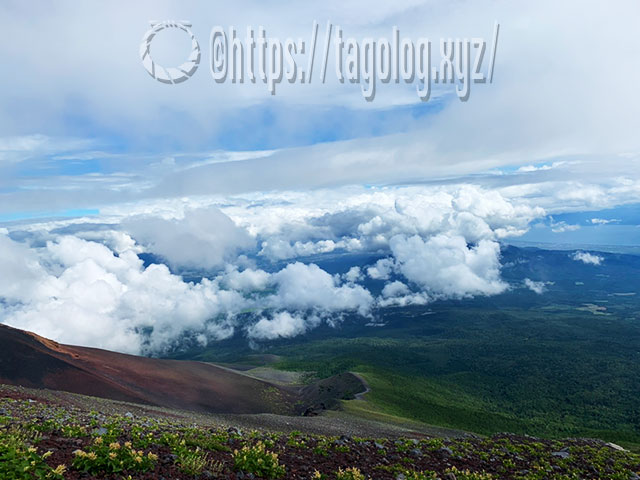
xmin=1 ymin=384 xmax=639 ymax=480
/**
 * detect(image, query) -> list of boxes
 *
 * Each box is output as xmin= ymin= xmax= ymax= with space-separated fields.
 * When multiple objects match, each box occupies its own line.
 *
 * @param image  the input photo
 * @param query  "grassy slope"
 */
xmin=268 ymin=305 xmax=640 ymax=449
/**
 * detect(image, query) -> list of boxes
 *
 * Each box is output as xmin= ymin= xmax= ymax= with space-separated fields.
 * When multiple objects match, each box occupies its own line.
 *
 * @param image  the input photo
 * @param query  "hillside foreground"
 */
xmin=1 ymin=384 xmax=639 ymax=480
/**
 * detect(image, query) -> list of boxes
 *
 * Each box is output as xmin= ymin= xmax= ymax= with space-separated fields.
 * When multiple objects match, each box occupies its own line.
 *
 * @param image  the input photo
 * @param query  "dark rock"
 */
xmin=439 ymin=447 xmax=454 ymax=457
xmin=302 ymin=407 xmax=319 ymax=416
xmin=161 ymin=454 xmax=178 ymax=465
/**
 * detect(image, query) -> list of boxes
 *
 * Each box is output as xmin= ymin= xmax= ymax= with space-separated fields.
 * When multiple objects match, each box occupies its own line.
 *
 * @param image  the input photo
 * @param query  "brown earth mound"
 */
xmin=0 ymin=324 xmax=361 ymax=415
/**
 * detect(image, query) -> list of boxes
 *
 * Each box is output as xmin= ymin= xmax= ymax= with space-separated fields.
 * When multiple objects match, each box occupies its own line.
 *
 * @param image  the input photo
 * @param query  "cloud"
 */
xmin=550 ymin=220 xmax=581 ymax=233
xmin=123 ymin=207 xmax=255 ymax=270
xmin=389 ymin=234 xmax=507 ymax=297
xmin=2 ymin=1 xmax=639 ymax=355
xmin=1 ymin=1 xmax=640 ymax=218
xmin=0 ymin=182 xmax=612 ymax=352
xmin=367 ymin=258 xmax=395 ymax=280
xmin=591 ymin=218 xmax=619 ymax=225
xmin=343 ymin=266 xmax=364 ymax=283
xmin=222 ymin=267 xmax=270 ymax=292
xmin=0 ymin=234 xmax=46 ymax=301
xmin=246 ymin=311 xmax=319 ymax=340
xmin=0 ymin=231 xmax=378 ymax=353
xmin=524 ymin=278 xmax=546 ymax=294
xmin=268 ymin=262 xmax=374 ymax=316
xmin=381 ymin=281 xmax=410 ymax=297
xmin=0 ymin=134 xmax=94 ymax=165
xmin=0 ymin=234 xmax=244 ymax=354
xmin=571 ymin=251 xmax=603 ymax=266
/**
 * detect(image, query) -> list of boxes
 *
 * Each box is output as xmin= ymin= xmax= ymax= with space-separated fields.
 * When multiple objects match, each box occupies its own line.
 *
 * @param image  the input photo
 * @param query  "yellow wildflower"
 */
xmin=52 ymin=465 xmax=66 ymax=475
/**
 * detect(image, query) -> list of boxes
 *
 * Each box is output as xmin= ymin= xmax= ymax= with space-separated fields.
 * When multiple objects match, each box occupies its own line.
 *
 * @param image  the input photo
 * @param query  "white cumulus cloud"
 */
xmin=524 ymin=278 xmax=547 ymax=294
xmin=571 ymin=251 xmax=604 ymax=266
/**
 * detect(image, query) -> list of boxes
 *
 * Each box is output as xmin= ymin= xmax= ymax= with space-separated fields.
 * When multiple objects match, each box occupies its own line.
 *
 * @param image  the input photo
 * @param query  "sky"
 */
xmin=0 ymin=0 xmax=639 ymax=354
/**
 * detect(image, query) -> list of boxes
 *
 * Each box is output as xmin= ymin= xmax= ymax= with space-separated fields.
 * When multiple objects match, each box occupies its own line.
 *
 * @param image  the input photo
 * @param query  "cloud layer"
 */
xmin=0 ymin=184 xmax=548 ymax=353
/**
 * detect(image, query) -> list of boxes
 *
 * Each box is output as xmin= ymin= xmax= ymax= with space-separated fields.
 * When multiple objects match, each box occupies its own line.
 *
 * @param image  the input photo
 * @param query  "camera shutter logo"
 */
xmin=140 ymin=21 xmax=201 ymax=84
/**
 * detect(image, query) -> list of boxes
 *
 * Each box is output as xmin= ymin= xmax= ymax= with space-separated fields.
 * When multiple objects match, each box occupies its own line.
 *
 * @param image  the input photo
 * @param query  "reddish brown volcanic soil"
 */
xmin=0 ymin=324 xmax=301 ymax=414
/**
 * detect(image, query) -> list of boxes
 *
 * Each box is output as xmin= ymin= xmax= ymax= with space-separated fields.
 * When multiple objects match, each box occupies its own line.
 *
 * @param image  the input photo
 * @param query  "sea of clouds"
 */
xmin=0 ymin=184 xmax=550 ymax=354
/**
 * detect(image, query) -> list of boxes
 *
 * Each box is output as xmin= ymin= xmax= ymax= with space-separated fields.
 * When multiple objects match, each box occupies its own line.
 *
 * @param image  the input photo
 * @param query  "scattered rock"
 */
xmin=552 ymin=451 xmax=571 ymax=459
xmin=444 ymin=473 xmax=457 ymax=480
xmin=605 ymin=442 xmax=627 ymax=451
xmin=439 ymin=447 xmax=454 ymax=457
xmin=161 ymin=454 xmax=178 ymax=465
